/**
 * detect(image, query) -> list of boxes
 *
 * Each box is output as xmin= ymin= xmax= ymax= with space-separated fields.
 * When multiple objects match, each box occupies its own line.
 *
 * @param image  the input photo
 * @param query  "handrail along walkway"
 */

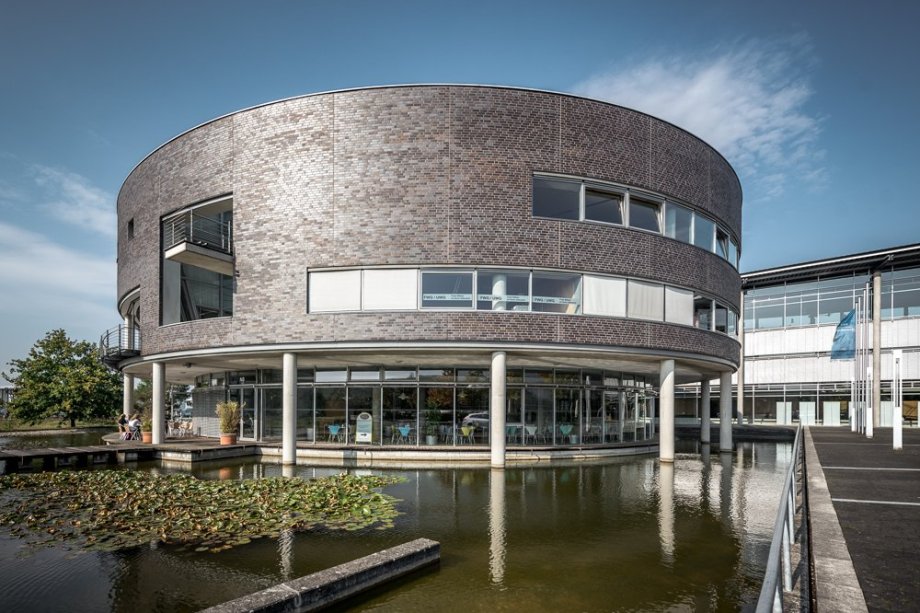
xmin=756 ymin=424 xmax=803 ymax=612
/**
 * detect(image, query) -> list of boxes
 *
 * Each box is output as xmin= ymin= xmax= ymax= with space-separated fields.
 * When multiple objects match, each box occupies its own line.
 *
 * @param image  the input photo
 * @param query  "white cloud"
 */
xmin=0 ymin=221 xmax=116 ymax=379
xmin=0 ymin=221 xmax=114 ymax=299
xmin=573 ymin=35 xmax=826 ymax=202
xmin=32 ymin=165 xmax=116 ymax=237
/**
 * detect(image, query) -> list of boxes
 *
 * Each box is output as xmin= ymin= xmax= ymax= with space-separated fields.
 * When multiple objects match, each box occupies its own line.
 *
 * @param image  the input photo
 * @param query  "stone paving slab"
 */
xmin=809 ymin=427 xmax=920 ymax=613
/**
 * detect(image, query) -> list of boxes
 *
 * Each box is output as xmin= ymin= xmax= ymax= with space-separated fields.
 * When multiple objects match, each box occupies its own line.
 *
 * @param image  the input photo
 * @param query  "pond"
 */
xmin=0 ymin=429 xmax=107 ymax=450
xmin=0 ymin=440 xmax=790 ymax=611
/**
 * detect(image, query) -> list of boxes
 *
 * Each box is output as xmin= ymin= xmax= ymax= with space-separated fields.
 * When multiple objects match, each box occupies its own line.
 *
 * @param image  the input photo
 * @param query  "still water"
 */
xmin=0 ymin=429 xmax=105 ymax=450
xmin=0 ymin=440 xmax=790 ymax=612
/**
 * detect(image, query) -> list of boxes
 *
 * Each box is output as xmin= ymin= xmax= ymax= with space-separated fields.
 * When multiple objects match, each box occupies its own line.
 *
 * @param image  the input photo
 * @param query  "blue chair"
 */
xmin=327 ymin=424 xmax=343 ymax=443
xmin=396 ymin=424 xmax=412 ymax=444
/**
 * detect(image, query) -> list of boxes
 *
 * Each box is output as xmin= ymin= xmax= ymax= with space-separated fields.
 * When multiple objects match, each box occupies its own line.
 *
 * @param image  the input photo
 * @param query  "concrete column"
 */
xmin=737 ymin=289 xmax=745 ymax=425
xmin=649 ymin=397 xmax=656 ymax=438
xmin=659 ymin=359 xmax=675 ymax=463
xmin=490 ymin=351 xmax=507 ymax=468
xmin=719 ymin=372 xmax=733 ymax=453
xmin=282 ymin=352 xmax=297 ymax=465
xmin=872 ymin=270 xmax=881 ymax=428
xmin=701 ymin=379 xmax=711 ymax=444
xmin=152 ymin=362 xmax=165 ymax=444
xmin=123 ymin=372 xmax=135 ymax=418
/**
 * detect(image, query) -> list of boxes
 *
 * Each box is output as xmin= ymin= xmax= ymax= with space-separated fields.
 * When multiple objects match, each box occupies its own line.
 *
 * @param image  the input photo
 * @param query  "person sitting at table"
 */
xmin=117 ymin=412 xmax=128 ymax=433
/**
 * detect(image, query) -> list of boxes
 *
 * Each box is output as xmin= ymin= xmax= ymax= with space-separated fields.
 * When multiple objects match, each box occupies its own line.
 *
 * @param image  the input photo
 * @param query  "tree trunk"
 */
xmin=70 ymin=416 xmax=76 ymax=428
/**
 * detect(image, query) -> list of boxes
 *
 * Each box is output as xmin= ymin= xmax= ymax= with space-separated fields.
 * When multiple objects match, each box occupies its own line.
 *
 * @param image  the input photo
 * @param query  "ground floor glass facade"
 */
xmin=192 ymin=366 xmax=657 ymax=447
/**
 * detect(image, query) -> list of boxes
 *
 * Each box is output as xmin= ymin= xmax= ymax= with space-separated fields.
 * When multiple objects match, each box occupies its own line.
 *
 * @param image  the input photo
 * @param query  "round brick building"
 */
xmin=108 ymin=85 xmax=742 ymax=464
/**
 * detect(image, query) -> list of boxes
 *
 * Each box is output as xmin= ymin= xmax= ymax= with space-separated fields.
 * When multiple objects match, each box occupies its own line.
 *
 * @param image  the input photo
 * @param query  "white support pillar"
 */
xmin=872 ymin=270 xmax=881 ymax=429
xmin=737 ymin=289 xmax=745 ymax=425
xmin=659 ymin=359 xmax=675 ymax=463
xmin=649 ymin=397 xmax=656 ymax=438
xmin=894 ymin=349 xmax=903 ymax=451
xmin=719 ymin=372 xmax=733 ymax=453
xmin=123 ymin=372 xmax=135 ymax=418
xmin=490 ymin=351 xmax=507 ymax=468
xmin=282 ymin=352 xmax=297 ymax=465
xmin=701 ymin=379 xmax=711 ymax=444
xmin=152 ymin=362 xmax=165 ymax=444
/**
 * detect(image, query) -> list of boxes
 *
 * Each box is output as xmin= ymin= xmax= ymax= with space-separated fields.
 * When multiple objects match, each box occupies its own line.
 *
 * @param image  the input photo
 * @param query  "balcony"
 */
xmin=99 ymin=325 xmax=141 ymax=368
xmin=163 ymin=209 xmax=234 ymax=276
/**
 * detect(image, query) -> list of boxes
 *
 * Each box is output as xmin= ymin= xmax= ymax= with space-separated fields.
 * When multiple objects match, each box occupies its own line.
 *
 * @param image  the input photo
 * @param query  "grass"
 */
xmin=0 ymin=417 xmax=113 ymax=433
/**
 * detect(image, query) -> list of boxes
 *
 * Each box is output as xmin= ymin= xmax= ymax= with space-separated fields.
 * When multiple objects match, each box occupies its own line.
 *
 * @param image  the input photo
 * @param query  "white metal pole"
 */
xmin=853 ymin=297 xmax=860 ymax=433
xmin=894 ymin=349 xmax=903 ymax=450
xmin=866 ymin=365 xmax=874 ymax=439
xmin=282 ymin=352 xmax=297 ymax=465
xmin=490 ymin=351 xmax=507 ymax=468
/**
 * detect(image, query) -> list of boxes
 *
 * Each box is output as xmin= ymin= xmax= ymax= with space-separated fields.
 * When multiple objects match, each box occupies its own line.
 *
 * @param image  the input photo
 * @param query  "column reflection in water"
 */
xmin=701 ymin=443 xmax=712 ymax=513
xmin=279 ymin=529 xmax=294 ymax=580
xmin=658 ymin=462 xmax=675 ymax=566
xmin=719 ymin=449 xmax=733 ymax=523
xmin=489 ymin=468 xmax=506 ymax=585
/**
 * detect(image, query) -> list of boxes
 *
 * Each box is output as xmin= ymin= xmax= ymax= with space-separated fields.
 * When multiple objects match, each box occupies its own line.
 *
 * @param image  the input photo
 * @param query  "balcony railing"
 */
xmin=99 ymin=324 xmax=141 ymax=367
xmin=163 ymin=211 xmax=233 ymax=255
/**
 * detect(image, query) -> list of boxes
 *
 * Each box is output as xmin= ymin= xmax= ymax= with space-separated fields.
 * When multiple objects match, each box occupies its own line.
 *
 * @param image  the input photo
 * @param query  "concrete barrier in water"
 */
xmin=200 ymin=538 xmax=440 ymax=613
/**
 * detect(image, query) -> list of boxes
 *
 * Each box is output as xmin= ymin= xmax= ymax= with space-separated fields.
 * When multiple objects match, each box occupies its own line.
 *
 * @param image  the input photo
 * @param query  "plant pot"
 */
xmin=220 ymin=433 xmax=238 ymax=445
xmin=425 ymin=434 xmax=438 ymax=445
xmin=141 ymin=431 xmax=153 ymax=444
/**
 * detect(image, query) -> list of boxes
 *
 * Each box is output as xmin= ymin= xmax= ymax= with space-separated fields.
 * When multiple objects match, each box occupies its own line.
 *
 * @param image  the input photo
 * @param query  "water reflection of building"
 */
xmin=105 ymin=85 xmax=742 ymax=465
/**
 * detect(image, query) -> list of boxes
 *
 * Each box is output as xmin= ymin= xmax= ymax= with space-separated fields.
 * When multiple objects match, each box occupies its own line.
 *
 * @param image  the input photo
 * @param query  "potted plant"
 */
xmin=216 ymin=400 xmax=242 ymax=445
xmin=424 ymin=402 xmax=442 ymax=445
xmin=140 ymin=410 xmax=153 ymax=444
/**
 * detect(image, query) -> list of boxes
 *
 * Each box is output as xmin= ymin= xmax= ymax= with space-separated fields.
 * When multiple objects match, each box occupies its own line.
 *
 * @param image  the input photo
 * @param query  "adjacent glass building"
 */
xmin=673 ymin=244 xmax=920 ymax=426
xmin=102 ymin=85 xmax=743 ymax=464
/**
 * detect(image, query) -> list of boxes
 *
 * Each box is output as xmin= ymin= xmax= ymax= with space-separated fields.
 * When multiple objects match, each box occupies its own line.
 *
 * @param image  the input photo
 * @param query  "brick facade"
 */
xmin=116 ymin=85 xmax=742 ymax=369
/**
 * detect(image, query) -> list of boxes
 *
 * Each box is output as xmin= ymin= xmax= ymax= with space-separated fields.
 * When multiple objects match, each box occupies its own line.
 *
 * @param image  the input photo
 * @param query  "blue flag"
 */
xmin=830 ymin=309 xmax=856 ymax=360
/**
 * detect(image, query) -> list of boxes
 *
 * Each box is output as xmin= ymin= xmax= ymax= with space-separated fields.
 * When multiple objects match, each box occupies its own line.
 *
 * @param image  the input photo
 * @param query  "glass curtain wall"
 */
xmin=221 ymin=366 xmax=656 ymax=447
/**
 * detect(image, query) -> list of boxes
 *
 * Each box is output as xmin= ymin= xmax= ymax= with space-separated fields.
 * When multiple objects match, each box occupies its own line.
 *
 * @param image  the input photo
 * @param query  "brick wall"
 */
xmin=116 ymin=85 xmax=742 ymax=367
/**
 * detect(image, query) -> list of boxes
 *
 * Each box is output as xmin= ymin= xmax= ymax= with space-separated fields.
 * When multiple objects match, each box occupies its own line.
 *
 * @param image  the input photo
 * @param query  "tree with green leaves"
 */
xmin=2 ymin=329 xmax=122 ymax=427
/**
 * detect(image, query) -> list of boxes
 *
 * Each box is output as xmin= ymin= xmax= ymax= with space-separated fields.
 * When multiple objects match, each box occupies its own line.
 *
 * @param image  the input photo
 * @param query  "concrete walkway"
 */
xmin=808 ymin=426 xmax=920 ymax=612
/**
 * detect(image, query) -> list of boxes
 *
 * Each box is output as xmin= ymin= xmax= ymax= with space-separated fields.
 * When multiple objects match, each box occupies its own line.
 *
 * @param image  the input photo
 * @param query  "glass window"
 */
xmin=727 ymin=309 xmax=738 ymax=336
xmin=384 ymin=369 xmax=417 ymax=381
xmin=754 ymin=296 xmax=785 ymax=329
xmin=716 ymin=228 xmax=730 ymax=259
xmin=694 ymin=296 xmax=713 ymax=330
xmin=309 ymin=270 xmax=361 ymax=312
xmin=817 ymin=277 xmax=856 ymax=325
xmin=362 ymin=269 xmax=418 ymax=310
xmin=533 ymin=176 xmax=580 ymax=220
xmin=714 ymin=303 xmax=729 ymax=333
xmin=457 ymin=369 xmax=489 ymax=383
xmin=421 ymin=271 xmax=473 ymax=309
xmin=296 ymin=388 xmax=314 ymax=441
xmin=728 ymin=239 xmax=739 ymax=268
xmin=627 ymin=280 xmax=664 ymax=321
xmin=889 ymin=268 xmax=920 ymax=318
xmin=532 ymin=272 xmax=582 ymax=314
xmin=261 ymin=369 xmax=283 ymax=384
xmin=297 ymin=369 xmax=315 ymax=383
xmin=477 ymin=271 xmax=530 ymax=311
xmin=350 ymin=369 xmax=381 ymax=382
xmin=628 ymin=197 xmax=660 ymax=232
xmin=228 ymin=370 xmax=257 ymax=385
xmin=582 ymin=275 xmax=626 ymax=317
xmin=525 ymin=369 xmax=554 ymax=385
xmin=584 ymin=188 xmax=623 ymax=225
xmin=694 ymin=214 xmax=715 ymax=251
xmin=784 ymin=281 xmax=818 ymax=327
xmin=664 ymin=203 xmax=692 ymax=243
xmin=664 ymin=286 xmax=694 ymax=326
xmin=555 ymin=370 xmax=581 ymax=385
xmin=315 ymin=369 xmax=347 ymax=383
xmin=419 ymin=368 xmax=454 ymax=382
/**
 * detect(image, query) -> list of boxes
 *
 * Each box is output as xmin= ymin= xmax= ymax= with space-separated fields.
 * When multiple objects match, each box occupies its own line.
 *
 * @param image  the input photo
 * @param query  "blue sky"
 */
xmin=1 ymin=0 xmax=918 ymax=379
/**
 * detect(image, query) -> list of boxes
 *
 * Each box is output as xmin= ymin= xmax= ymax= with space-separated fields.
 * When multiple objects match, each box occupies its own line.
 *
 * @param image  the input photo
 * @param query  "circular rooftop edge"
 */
xmin=121 ymin=83 xmax=741 ymax=196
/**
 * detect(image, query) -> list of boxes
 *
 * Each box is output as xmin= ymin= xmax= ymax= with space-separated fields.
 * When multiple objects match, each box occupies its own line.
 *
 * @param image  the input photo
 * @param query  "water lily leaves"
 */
xmin=0 ymin=470 xmax=402 ymax=554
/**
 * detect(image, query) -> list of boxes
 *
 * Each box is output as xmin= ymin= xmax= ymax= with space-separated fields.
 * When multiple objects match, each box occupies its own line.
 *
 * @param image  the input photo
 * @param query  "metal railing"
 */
xmin=163 ymin=211 xmax=233 ymax=254
xmin=756 ymin=425 xmax=804 ymax=612
xmin=99 ymin=324 xmax=141 ymax=365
